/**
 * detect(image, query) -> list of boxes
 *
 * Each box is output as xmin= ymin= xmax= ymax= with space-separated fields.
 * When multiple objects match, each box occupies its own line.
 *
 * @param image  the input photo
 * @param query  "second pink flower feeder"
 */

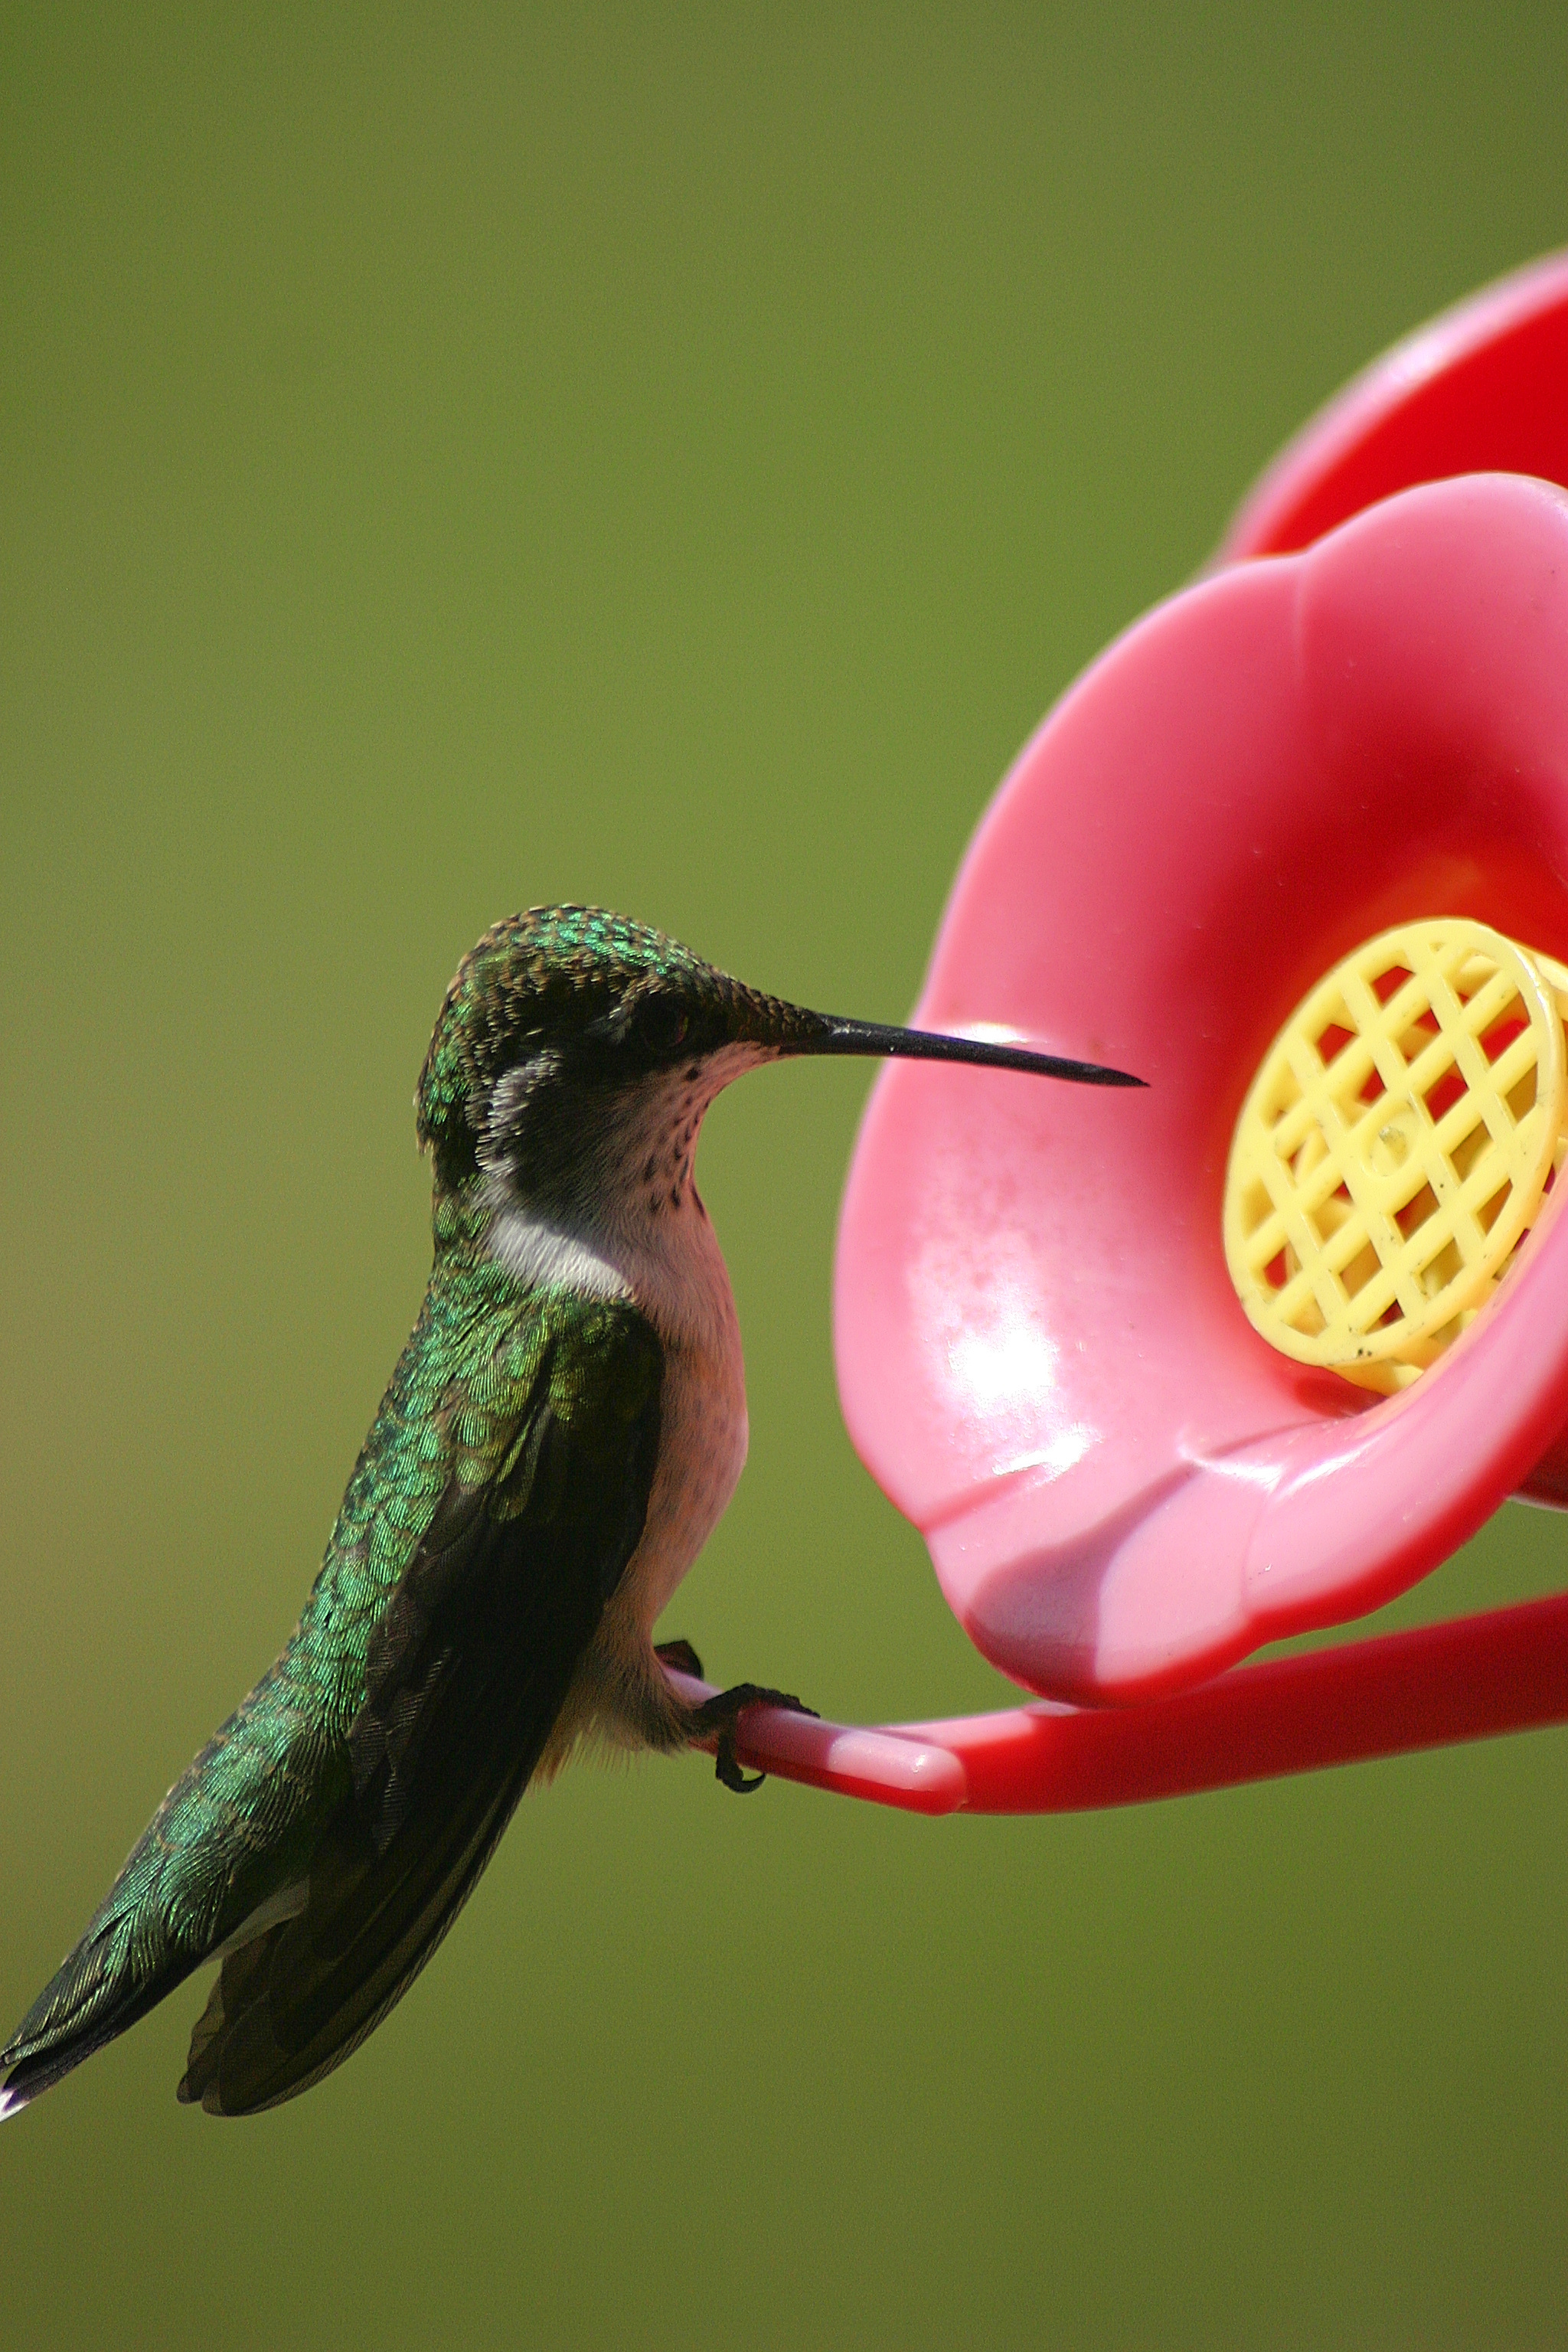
xmin=679 ymin=254 xmax=1568 ymax=1812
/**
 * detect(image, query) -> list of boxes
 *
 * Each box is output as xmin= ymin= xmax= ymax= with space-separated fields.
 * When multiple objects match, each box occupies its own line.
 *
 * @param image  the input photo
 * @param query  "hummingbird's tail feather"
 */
xmin=0 ymin=1653 xmax=338 ymax=2121
xmin=5 ymin=1298 xmax=662 ymax=2118
xmin=0 ymin=1905 xmax=198 ymax=2119
xmin=175 ymin=1311 xmax=664 ymax=2117
xmin=176 ymin=1741 xmax=535 ymax=2115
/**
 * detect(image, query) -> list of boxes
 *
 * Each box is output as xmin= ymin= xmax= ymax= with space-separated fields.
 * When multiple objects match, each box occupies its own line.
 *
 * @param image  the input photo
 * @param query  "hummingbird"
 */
xmin=0 ymin=905 xmax=1139 ymax=2118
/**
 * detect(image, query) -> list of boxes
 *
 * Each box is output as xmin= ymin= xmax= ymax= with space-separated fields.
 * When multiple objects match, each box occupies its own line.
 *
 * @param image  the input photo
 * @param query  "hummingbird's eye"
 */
xmin=635 ymin=998 xmax=688 ymax=1054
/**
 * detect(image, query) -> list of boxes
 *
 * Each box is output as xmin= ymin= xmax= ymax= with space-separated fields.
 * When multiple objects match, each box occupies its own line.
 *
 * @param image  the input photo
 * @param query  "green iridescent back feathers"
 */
xmin=0 ymin=910 xmax=679 ymax=2116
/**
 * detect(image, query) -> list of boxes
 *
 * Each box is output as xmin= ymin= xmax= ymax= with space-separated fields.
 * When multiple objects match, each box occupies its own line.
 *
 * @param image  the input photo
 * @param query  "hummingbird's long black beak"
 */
xmin=790 ymin=1014 xmax=1145 ymax=1089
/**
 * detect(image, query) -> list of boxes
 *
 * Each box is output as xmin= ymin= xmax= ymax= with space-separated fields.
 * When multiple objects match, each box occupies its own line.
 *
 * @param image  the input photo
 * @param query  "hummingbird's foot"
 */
xmin=655 ymin=1638 xmax=705 ymax=1681
xmin=688 ymin=1684 xmax=818 ymax=1795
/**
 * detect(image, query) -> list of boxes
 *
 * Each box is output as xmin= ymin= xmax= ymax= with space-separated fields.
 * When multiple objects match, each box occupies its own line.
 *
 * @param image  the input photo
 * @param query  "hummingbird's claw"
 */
xmin=688 ymin=1683 xmax=819 ymax=1795
xmin=655 ymin=1638 xmax=706 ymax=1681
xmin=714 ymin=1732 xmax=767 ymax=1795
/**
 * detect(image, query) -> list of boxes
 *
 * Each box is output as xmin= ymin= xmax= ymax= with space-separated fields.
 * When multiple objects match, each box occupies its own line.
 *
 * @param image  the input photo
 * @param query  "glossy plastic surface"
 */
xmin=1217 ymin=247 xmax=1568 ymax=560
xmin=835 ymin=473 xmax=1568 ymax=1704
xmin=737 ymin=260 xmax=1568 ymax=1808
xmin=671 ymin=1596 xmax=1568 ymax=1811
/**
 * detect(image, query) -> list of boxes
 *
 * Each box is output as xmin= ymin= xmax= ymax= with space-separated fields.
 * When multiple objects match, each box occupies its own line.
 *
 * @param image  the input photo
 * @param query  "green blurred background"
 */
xmin=2 ymin=5 xmax=1566 ymax=2344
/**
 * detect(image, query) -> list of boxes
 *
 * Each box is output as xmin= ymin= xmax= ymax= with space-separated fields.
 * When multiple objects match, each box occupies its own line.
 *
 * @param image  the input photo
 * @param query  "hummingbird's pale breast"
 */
xmin=485 ymin=1052 xmax=760 ymax=1763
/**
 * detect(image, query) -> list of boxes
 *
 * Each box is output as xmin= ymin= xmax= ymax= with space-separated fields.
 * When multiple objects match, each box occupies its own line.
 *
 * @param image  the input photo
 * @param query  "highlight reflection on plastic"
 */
xmin=681 ymin=253 xmax=1568 ymax=1815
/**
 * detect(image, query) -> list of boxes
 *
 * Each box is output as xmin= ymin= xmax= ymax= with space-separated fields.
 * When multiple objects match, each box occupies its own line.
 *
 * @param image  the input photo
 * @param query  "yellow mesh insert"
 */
xmin=1223 ymin=920 xmax=1568 ymax=1392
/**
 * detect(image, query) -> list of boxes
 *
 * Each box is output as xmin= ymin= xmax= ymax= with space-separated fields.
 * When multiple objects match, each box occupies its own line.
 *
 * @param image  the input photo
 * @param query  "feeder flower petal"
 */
xmin=834 ymin=472 xmax=1568 ymax=1704
xmin=1217 ymin=247 xmax=1568 ymax=560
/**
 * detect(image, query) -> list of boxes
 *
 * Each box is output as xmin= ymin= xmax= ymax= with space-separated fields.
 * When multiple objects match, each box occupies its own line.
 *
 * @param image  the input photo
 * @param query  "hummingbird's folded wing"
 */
xmin=175 ymin=1298 xmax=664 ymax=2117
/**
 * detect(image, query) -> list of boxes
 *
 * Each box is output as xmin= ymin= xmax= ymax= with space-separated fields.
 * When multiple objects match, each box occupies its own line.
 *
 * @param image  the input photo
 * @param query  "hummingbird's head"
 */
xmin=417 ymin=903 xmax=1142 ymax=1239
xmin=417 ymin=906 xmax=819 ymax=1204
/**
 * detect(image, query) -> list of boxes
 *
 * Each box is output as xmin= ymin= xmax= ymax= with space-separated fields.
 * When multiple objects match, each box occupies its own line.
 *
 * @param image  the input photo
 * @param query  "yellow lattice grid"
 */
xmin=1223 ymin=920 xmax=1568 ymax=1391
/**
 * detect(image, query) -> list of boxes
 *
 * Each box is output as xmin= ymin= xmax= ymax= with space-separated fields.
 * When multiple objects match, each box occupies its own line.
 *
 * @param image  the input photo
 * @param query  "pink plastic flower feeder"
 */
xmin=1217 ymin=248 xmax=1568 ymax=561
xmin=710 ymin=253 xmax=1568 ymax=1812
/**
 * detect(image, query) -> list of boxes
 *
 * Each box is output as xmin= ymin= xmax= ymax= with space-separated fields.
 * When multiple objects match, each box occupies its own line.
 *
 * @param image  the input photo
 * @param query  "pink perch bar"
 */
xmin=671 ymin=1589 xmax=1568 ymax=1815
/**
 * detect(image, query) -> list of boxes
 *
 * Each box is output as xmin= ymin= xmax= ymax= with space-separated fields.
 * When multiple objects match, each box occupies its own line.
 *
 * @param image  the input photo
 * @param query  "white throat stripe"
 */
xmin=487 ymin=1210 xmax=632 ymax=1302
